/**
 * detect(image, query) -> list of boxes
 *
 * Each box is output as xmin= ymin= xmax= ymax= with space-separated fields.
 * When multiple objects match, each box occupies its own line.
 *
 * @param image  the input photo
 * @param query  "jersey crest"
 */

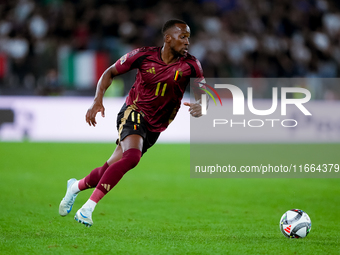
xmin=173 ymin=70 xmax=183 ymax=81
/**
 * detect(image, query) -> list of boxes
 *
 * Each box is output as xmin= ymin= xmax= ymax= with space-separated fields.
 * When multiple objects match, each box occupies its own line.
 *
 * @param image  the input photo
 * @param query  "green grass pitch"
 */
xmin=0 ymin=142 xmax=339 ymax=254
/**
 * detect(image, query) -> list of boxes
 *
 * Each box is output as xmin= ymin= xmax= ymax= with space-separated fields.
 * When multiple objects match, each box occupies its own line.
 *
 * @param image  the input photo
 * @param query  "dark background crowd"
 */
xmin=0 ymin=0 xmax=340 ymax=99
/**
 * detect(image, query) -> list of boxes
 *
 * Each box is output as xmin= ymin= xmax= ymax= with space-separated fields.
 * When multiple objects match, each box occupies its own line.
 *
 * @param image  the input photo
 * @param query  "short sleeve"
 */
xmin=114 ymin=48 xmax=143 ymax=74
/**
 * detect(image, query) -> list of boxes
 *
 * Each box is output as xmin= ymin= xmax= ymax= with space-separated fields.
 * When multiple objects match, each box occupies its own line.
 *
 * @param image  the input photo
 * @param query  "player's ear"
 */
xmin=164 ymin=34 xmax=172 ymax=43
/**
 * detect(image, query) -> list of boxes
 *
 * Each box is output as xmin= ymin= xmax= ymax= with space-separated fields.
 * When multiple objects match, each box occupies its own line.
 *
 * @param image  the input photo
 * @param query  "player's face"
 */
xmin=169 ymin=24 xmax=190 ymax=57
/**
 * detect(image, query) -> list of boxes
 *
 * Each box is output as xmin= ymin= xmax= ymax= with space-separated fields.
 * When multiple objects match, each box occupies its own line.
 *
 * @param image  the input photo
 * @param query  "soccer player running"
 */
xmin=59 ymin=19 xmax=206 ymax=227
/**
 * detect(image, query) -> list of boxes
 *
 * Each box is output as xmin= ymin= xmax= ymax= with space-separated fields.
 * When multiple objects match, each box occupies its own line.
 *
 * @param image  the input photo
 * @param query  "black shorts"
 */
xmin=116 ymin=103 xmax=160 ymax=154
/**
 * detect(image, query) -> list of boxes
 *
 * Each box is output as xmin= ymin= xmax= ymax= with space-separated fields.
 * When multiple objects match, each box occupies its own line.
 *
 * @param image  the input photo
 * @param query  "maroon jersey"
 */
xmin=114 ymin=46 xmax=204 ymax=132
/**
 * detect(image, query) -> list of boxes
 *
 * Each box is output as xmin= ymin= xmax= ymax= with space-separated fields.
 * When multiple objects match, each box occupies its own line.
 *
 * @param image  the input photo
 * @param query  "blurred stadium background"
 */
xmin=0 ymin=0 xmax=340 ymax=97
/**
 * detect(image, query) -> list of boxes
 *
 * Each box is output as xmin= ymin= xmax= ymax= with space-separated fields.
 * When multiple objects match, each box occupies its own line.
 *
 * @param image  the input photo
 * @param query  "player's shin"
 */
xmin=75 ymin=148 xmax=142 ymax=226
xmin=93 ymin=148 xmax=142 ymax=202
xmin=79 ymin=162 xmax=110 ymax=190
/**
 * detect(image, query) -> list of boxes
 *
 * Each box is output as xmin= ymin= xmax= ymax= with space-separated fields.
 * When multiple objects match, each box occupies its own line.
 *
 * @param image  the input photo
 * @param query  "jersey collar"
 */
xmin=158 ymin=46 xmax=184 ymax=65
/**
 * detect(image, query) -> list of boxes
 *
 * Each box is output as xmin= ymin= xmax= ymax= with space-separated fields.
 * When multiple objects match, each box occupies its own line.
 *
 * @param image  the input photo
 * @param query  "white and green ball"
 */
xmin=280 ymin=209 xmax=312 ymax=238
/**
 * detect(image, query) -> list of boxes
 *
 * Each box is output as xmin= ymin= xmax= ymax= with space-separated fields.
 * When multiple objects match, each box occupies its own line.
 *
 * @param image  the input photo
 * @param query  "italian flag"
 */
xmin=58 ymin=48 xmax=110 ymax=89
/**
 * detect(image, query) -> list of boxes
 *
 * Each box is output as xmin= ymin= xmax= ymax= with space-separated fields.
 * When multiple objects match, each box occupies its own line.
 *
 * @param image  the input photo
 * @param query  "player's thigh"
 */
xmin=107 ymin=135 xmax=143 ymax=165
xmin=107 ymin=134 xmax=143 ymax=165
xmin=107 ymin=144 xmax=123 ymax=165
xmin=120 ymin=134 xmax=143 ymax=153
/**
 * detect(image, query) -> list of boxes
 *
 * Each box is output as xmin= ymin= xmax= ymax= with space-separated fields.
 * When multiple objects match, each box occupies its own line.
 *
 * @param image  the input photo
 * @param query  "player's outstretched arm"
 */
xmin=86 ymin=65 xmax=120 ymax=127
xmin=184 ymin=86 xmax=209 ymax=118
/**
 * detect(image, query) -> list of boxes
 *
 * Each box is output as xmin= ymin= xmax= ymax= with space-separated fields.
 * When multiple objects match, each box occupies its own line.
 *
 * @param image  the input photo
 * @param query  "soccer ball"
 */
xmin=280 ymin=209 xmax=312 ymax=238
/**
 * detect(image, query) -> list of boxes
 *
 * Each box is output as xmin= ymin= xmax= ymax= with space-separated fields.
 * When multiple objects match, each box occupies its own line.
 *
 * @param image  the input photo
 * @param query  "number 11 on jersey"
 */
xmin=155 ymin=82 xmax=167 ymax=96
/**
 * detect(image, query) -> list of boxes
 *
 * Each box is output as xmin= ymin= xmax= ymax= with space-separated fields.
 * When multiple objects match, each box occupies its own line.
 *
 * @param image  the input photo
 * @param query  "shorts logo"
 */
xmin=120 ymin=54 xmax=127 ymax=65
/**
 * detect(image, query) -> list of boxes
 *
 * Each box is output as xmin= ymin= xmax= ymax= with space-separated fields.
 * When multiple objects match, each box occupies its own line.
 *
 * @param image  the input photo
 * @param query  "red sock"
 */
xmin=78 ymin=162 xmax=109 ymax=191
xmin=90 ymin=148 xmax=142 ymax=203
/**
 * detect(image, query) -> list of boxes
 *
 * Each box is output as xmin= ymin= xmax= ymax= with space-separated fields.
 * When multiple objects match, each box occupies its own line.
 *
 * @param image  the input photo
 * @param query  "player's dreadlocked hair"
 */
xmin=162 ymin=19 xmax=187 ymax=35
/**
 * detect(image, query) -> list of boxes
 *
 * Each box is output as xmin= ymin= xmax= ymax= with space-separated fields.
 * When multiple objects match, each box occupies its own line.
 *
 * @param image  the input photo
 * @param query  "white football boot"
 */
xmin=59 ymin=178 xmax=78 ymax=216
xmin=74 ymin=207 xmax=93 ymax=227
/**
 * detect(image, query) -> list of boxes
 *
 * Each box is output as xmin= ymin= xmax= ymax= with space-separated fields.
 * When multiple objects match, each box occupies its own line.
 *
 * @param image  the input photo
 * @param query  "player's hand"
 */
xmin=86 ymin=100 xmax=105 ymax=126
xmin=184 ymin=102 xmax=202 ymax=118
